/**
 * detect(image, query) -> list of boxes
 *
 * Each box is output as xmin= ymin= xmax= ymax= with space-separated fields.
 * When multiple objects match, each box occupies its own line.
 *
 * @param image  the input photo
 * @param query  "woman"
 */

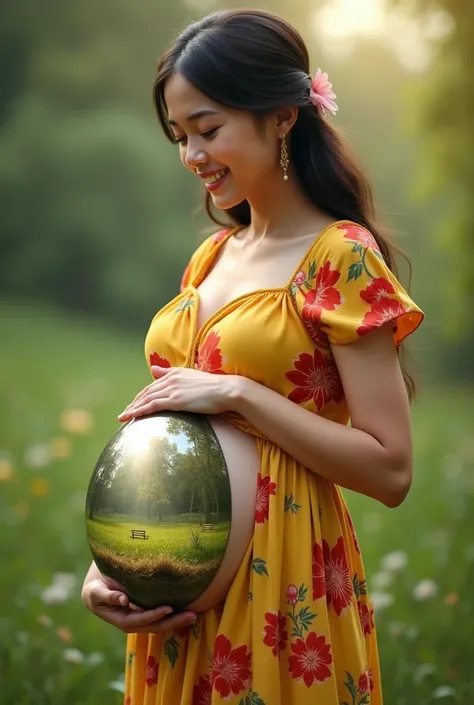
xmin=82 ymin=9 xmax=424 ymax=704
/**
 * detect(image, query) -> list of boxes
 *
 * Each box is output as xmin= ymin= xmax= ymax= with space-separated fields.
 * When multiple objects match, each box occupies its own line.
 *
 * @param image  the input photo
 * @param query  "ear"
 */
xmin=274 ymin=106 xmax=298 ymax=136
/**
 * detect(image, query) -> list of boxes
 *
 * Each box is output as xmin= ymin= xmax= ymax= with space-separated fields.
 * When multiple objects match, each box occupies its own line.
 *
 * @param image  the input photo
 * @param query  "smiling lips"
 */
xmin=198 ymin=168 xmax=229 ymax=189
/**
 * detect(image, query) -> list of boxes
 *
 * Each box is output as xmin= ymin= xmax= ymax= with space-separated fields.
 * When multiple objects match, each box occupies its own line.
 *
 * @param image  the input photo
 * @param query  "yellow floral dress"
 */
xmin=124 ymin=220 xmax=424 ymax=705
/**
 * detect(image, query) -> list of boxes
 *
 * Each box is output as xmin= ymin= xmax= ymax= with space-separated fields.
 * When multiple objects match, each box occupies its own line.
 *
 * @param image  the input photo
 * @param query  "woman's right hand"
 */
xmin=81 ymin=564 xmax=197 ymax=634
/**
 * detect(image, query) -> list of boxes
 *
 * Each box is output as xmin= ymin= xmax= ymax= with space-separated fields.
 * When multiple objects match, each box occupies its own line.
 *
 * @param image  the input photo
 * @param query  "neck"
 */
xmin=245 ymin=167 xmax=323 ymax=240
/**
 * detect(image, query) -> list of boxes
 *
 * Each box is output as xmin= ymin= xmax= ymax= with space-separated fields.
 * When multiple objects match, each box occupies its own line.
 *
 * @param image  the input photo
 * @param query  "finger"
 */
xmin=119 ymin=382 xmax=169 ymax=419
xmin=128 ymin=602 xmax=145 ymax=612
xmin=119 ymin=605 xmax=177 ymax=629
xmin=150 ymin=365 xmax=171 ymax=380
xmin=119 ymin=395 xmax=172 ymax=420
xmin=131 ymin=612 xmax=198 ymax=634
xmin=90 ymin=581 xmax=129 ymax=608
xmin=124 ymin=383 xmax=156 ymax=410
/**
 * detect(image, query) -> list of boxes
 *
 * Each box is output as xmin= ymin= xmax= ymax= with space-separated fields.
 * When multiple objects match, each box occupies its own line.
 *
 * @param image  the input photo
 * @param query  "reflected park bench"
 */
xmin=200 ymin=524 xmax=214 ymax=532
xmin=130 ymin=529 xmax=149 ymax=540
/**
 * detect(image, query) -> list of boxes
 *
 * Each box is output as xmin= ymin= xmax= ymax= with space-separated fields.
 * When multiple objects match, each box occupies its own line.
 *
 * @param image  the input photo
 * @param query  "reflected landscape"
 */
xmin=85 ymin=412 xmax=231 ymax=611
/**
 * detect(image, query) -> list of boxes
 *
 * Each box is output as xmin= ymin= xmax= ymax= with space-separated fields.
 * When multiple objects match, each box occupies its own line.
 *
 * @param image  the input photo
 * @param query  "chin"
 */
xmin=211 ymin=192 xmax=246 ymax=212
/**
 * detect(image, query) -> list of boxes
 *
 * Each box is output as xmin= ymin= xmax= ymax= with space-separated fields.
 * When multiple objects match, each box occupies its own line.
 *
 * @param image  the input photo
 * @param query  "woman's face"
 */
xmin=164 ymin=73 xmax=279 ymax=210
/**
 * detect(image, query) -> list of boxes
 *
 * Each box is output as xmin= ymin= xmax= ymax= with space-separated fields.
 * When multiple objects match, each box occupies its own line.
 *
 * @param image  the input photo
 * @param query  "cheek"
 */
xmin=224 ymin=139 xmax=273 ymax=177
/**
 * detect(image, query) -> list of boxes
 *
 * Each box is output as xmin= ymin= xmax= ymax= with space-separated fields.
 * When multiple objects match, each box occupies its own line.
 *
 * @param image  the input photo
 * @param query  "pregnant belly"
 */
xmin=188 ymin=416 xmax=259 ymax=612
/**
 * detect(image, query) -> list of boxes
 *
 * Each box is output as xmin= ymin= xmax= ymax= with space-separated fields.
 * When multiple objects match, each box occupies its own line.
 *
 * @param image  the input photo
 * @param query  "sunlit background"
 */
xmin=1 ymin=0 xmax=473 ymax=702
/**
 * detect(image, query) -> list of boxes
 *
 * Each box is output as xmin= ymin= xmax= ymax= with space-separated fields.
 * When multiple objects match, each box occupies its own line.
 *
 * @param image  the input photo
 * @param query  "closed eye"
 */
xmin=172 ymin=127 xmax=220 ymax=145
xmin=201 ymin=127 xmax=220 ymax=139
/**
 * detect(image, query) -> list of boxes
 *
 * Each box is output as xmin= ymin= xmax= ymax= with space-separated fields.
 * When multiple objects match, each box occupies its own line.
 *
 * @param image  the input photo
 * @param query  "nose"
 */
xmin=184 ymin=140 xmax=207 ymax=170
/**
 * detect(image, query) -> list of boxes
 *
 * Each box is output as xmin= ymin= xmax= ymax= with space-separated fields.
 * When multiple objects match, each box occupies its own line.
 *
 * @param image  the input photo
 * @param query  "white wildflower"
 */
xmin=52 ymin=572 xmax=77 ymax=591
xmin=414 ymin=662 xmax=436 ymax=684
xmin=370 ymin=571 xmax=393 ymax=590
xmin=433 ymin=685 xmax=456 ymax=699
xmin=41 ymin=584 xmax=70 ymax=605
xmin=63 ymin=648 xmax=84 ymax=664
xmin=413 ymin=579 xmax=438 ymax=601
xmin=370 ymin=591 xmax=394 ymax=611
xmin=380 ymin=550 xmax=408 ymax=573
xmin=86 ymin=652 xmax=105 ymax=667
xmin=109 ymin=678 xmax=125 ymax=693
xmin=24 ymin=443 xmax=51 ymax=468
xmin=40 ymin=572 xmax=77 ymax=604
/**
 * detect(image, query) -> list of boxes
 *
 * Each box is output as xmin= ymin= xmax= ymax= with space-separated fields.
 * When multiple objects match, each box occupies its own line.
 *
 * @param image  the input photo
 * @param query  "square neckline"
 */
xmin=184 ymin=219 xmax=353 ymax=364
xmin=192 ymin=218 xmax=352 ymax=295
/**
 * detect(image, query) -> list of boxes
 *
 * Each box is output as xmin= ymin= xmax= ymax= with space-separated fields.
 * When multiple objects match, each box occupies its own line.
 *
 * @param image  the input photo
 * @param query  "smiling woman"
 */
xmin=80 ymin=8 xmax=424 ymax=705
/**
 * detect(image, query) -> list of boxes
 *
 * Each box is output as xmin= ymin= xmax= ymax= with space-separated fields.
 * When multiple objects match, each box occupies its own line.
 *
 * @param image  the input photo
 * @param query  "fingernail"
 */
xmin=162 ymin=607 xmax=173 ymax=615
xmin=119 ymin=596 xmax=127 ymax=606
xmin=186 ymin=616 xmax=197 ymax=625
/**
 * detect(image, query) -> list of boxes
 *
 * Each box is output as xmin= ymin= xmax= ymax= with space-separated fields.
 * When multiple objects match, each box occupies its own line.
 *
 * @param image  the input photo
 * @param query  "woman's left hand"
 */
xmin=118 ymin=366 xmax=241 ymax=421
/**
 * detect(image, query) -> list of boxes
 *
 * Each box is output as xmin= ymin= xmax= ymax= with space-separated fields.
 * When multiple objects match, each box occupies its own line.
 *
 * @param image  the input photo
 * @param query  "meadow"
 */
xmin=87 ymin=515 xmax=229 ymax=609
xmin=1 ymin=302 xmax=473 ymax=704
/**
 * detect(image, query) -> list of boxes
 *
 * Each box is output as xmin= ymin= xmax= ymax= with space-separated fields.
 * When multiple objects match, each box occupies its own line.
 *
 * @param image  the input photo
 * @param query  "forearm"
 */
xmin=229 ymin=377 xmax=412 ymax=508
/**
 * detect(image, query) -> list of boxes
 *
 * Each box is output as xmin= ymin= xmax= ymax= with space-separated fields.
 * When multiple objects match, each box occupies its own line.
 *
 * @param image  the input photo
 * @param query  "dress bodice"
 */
xmin=144 ymin=220 xmax=423 ymax=434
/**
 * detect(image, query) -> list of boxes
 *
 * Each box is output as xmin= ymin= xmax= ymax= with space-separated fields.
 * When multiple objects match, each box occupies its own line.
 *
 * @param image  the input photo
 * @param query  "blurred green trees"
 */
xmin=391 ymin=0 xmax=474 ymax=377
xmin=0 ymin=0 xmax=471 ymax=379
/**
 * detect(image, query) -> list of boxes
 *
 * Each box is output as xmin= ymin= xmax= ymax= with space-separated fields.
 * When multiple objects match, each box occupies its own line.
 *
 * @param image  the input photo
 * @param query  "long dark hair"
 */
xmin=153 ymin=9 xmax=416 ymax=398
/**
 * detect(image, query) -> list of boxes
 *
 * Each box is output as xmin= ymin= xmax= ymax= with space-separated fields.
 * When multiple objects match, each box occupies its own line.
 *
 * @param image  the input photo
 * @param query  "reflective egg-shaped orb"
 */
xmin=85 ymin=412 xmax=232 ymax=612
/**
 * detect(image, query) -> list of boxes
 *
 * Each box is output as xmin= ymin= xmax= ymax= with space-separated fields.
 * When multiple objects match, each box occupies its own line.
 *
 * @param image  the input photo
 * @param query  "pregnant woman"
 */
xmin=81 ymin=9 xmax=424 ymax=704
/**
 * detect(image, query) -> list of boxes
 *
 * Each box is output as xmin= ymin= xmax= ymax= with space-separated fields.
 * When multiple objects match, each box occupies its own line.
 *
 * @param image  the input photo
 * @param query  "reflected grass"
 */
xmin=86 ymin=515 xmax=230 ymax=609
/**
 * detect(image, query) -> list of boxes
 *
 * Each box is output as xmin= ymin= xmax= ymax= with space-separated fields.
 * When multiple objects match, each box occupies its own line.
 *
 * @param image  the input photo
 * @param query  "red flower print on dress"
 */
xmin=288 ymin=632 xmax=333 ymax=687
xmin=323 ymin=537 xmax=353 ymax=616
xmin=360 ymin=277 xmax=396 ymax=304
xmin=359 ymin=668 xmax=374 ymax=693
xmin=303 ymin=318 xmax=328 ymax=347
xmin=125 ymin=698 xmax=131 ymax=705
xmin=301 ymin=260 xmax=342 ymax=322
xmin=145 ymin=655 xmax=158 ymax=687
xmin=196 ymin=331 xmax=225 ymax=373
xmin=255 ymin=472 xmax=276 ymax=524
xmin=358 ymin=600 xmax=375 ymax=636
xmin=286 ymin=585 xmax=299 ymax=606
xmin=210 ymin=634 xmax=251 ymax=699
xmin=286 ymin=348 xmax=343 ymax=409
xmin=263 ymin=610 xmax=288 ymax=657
xmin=211 ymin=229 xmax=228 ymax=243
xmin=192 ymin=674 xmax=212 ymax=705
xmin=312 ymin=542 xmax=326 ymax=600
xmin=293 ymin=269 xmax=307 ymax=287
xmin=357 ymin=298 xmax=407 ymax=337
xmin=149 ymin=352 xmax=171 ymax=368
xmin=338 ymin=223 xmax=380 ymax=252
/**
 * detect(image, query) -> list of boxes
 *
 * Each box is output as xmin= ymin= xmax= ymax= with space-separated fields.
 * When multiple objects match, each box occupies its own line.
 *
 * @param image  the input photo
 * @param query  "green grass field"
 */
xmin=1 ymin=302 xmax=473 ymax=704
xmin=87 ymin=515 xmax=229 ymax=609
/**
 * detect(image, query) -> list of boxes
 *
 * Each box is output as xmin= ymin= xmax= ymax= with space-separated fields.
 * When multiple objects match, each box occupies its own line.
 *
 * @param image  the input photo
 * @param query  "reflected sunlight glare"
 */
xmin=317 ymin=0 xmax=385 ymax=38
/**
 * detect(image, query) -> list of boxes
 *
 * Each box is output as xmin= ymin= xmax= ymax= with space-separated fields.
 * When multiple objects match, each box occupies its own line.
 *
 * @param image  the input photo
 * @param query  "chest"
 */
xmin=195 ymin=237 xmax=313 ymax=330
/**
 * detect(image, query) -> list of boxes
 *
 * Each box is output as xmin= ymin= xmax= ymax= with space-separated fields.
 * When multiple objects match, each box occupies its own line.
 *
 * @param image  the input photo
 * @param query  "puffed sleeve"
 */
xmin=179 ymin=229 xmax=230 ymax=292
xmin=300 ymin=221 xmax=424 ymax=346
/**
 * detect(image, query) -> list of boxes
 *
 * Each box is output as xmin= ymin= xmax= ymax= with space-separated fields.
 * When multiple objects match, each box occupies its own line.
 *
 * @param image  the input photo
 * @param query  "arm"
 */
xmin=231 ymin=324 xmax=413 ymax=508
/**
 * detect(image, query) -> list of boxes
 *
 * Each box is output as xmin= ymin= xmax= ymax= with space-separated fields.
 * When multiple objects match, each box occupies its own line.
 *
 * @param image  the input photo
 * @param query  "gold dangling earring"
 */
xmin=279 ymin=133 xmax=289 ymax=181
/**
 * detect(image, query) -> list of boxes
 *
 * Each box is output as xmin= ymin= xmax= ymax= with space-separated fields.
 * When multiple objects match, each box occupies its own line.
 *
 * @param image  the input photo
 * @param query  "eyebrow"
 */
xmin=168 ymin=109 xmax=220 ymax=127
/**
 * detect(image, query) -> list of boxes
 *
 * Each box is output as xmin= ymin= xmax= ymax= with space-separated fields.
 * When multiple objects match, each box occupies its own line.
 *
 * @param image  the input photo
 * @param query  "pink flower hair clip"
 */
xmin=309 ymin=69 xmax=338 ymax=116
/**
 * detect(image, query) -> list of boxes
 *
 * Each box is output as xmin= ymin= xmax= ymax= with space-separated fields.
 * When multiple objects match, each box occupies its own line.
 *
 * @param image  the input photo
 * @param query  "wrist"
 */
xmin=225 ymin=375 xmax=255 ymax=413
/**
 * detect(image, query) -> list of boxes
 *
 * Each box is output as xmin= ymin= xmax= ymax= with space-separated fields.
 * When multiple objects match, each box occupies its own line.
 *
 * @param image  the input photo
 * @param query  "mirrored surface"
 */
xmin=85 ymin=412 xmax=231 ymax=611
